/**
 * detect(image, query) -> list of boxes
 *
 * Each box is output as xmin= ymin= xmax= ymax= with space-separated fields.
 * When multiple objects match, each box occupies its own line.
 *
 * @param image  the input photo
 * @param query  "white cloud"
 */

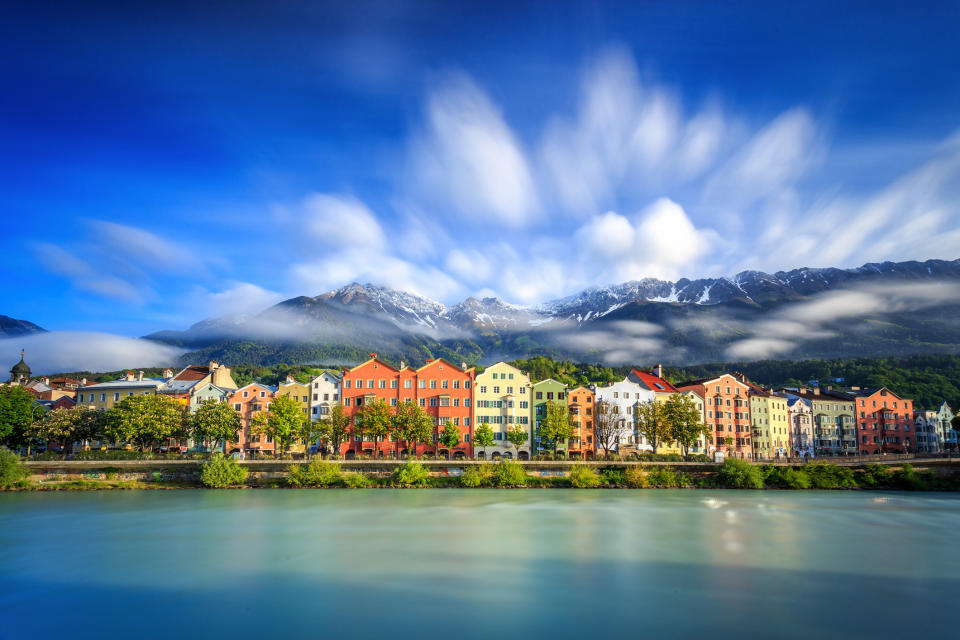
xmin=4 ymin=332 xmax=183 ymax=375
xmin=90 ymin=221 xmax=201 ymax=272
xmin=301 ymin=194 xmax=386 ymax=250
xmin=725 ymin=281 xmax=960 ymax=360
xmin=411 ymin=74 xmax=539 ymax=227
xmin=33 ymin=243 xmax=149 ymax=304
xmin=197 ymin=282 xmax=285 ymax=317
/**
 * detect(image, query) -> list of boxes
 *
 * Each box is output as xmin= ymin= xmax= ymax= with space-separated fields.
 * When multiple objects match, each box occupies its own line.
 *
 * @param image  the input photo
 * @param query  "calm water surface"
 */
xmin=1 ymin=490 xmax=958 ymax=639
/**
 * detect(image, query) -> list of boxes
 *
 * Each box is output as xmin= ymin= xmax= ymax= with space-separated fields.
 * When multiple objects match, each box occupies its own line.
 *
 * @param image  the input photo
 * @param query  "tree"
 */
xmin=505 ymin=425 xmax=528 ymax=458
xmin=191 ymin=400 xmax=241 ymax=453
xmin=665 ymin=393 xmax=710 ymax=455
xmin=438 ymin=423 xmax=461 ymax=459
xmin=539 ymin=401 xmax=575 ymax=457
xmin=594 ymin=399 xmax=626 ymax=457
xmin=72 ymin=408 xmax=106 ymax=449
xmin=634 ymin=400 xmax=671 ymax=455
xmin=392 ymin=401 xmax=433 ymax=458
xmin=251 ymin=394 xmax=303 ymax=457
xmin=354 ymin=399 xmax=393 ymax=458
xmin=0 ymin=385 xmax=41 ymax=451
xmin=27 ymin=408 xmax=77 ymax=459
xmin=296 ymin=415 xmax=328 ymax=460
xmin=325 ymin=404 xmax=350 ymax=458
xmin=105 ymin=394 xmax=185 ymax=451
xmin=473 ymin=422 xmax=495 ymax=459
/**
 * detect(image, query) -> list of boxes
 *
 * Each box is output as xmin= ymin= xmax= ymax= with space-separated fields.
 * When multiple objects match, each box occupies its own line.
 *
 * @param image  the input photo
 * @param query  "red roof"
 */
xmin=173 ymin=365 xmax=209 ymax=381
xmin=630 ymin=369 xmax=678 ymax=393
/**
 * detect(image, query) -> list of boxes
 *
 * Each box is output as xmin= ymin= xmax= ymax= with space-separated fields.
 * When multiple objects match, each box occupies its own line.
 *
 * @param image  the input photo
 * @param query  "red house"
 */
xmin=676 ymin=373 xmax=753 ymax=459
xmin=340 ymin=354 xmax=475 ymax=458
xmin=844 ymin=387 xmax=914 ymax=454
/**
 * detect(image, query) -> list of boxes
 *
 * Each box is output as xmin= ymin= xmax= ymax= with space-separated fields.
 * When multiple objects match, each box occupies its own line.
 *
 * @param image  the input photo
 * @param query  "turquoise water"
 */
xmin=1 ymin=490 xmax=958 ymax=639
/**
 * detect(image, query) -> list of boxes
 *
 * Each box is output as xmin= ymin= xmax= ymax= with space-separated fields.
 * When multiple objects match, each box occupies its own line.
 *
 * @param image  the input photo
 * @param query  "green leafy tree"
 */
xmin=252 ymin=394 xmax=303 ymax=457
xmin=296 ymin=415 xmax=327 ymax=460
xmin=506 ymin=425 xmax=529 ymax=458
xmin=438 ymin=423 xmax=461 ymax=458
xmin=27 ymin=408 xmax=77 ymax=459
xmin=355 ymin=399 xmax=393 ymax=458
xmin=392 ymin=401 xmax=433 ymax=458
xmin=539 ymin=401 xmax=575 ymax=457
xmin=0 ymin=385 xmax=42 ymax=451
xmin=105 ymin=394 xmax=185 ymax=451
xmin=473 ymin=422 xmax=495 ymax=459
xmin=191 ymin=400 xmax=242 ymax=453
xmin=665 ymin=393 xmax=709 ymax=455
xmin=72 ymin=408 xmax=106 ymax=449
xmin=634 ymin=400 xmax=671 ymax=455
xmin=325 ymin=404 xmax=350 ymax=458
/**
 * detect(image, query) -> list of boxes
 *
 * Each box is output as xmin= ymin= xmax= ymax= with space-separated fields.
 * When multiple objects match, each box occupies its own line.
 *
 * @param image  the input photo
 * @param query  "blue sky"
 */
xmin=3 ymin=0 xmax=960 ymax=346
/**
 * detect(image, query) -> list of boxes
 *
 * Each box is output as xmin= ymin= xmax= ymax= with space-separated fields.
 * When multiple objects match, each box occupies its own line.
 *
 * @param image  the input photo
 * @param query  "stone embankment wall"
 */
xmin=23 ymin=457 xmax=960 ymax=487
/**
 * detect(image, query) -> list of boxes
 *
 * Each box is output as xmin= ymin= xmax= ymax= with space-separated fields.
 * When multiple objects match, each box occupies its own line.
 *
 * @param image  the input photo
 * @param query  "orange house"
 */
xmin=676 ymin=373 xmax=753 ymax=459
xmin=340 ymin=354 xmax=475 ymax=458
xmin=845 ymin=387 xmax=915 ymax=454
xmin=567 ymin=386 xmax=596 ymax=459
xmin=227 ymin=383 xmax=277 ymax=455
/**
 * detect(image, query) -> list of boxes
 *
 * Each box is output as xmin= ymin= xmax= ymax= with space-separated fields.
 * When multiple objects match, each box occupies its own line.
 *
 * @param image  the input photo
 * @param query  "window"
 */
xmin=243 ymin=391 xmax=248 ymax=398
xmin=507 ymin=386 xmax=514 ymax=394
xmin=391 ymin=380 xmax=398 ymax=389
xmin=113 ymin=393 xmax=119 ymax=401
xmin=464 ymin=417 xmax=470 ymax=426
xmin=547 ymin=392 xmax=554 ymax=400
xmin=390 ymin=398 xmax=397 ymax=407
xmin=536 ymin=392 xmax=542 ymax=399
xmin=419 ymin=398 xmax=426 ymax=407
xmin=480 ymin=386 xmax=487 ymax=393
xmin=379 ymin=380 xmax=386 ymax=389
xmin=493 ymin=386 xmax=500 ymax=394
xmin=345 ymin=380 xmax=352 ymax=389
xmin=404 ymin=380 xmax=412 ymax=389
xmin=453 ymin=380 xmax=460 ymax=389
xmin=260 ymin=391 xmax=265 ymax=398
xmin=418 ymin=380 xmax=426 ymax=389
xmin=368 ymin=379 xmax=374 ymax=389
xmin=465 ymin=381 xmax=470 ymax=389
xmin=442 ymin=380 xmax=449 ymax=389
xmin=430 ymin=380 xmax=437 ymax=389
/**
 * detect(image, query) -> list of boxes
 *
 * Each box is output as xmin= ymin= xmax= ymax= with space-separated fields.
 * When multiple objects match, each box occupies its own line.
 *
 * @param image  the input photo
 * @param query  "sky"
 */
xmin=3 ymin=0 xmax=960 ymax=346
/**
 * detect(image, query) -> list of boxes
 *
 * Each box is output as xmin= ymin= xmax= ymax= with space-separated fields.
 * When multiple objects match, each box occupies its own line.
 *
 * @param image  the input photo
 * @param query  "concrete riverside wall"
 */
xmin=23 ymin=457 xmax=960 ymax=486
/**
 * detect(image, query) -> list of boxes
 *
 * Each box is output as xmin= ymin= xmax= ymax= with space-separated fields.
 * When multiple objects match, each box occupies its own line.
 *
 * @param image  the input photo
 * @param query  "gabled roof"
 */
xmin=677 ymin=373 xmax=747 ymax=388
xmin=629 ymin=369 xmax=678 ymax=393
xmin=172 ymin=365 xmax=210 ymax=382
xmin=531 ymin=377 xmax=567 ymax=388
xmin=346 ymin=355 xmax=399 ymax=374
xmin=415 ymin=357 xmax=474 ymax=373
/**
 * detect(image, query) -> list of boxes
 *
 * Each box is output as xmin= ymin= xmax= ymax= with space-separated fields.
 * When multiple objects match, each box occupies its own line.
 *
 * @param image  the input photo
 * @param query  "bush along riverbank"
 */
xmin=4 ymin=449 xmax=960 ymax=491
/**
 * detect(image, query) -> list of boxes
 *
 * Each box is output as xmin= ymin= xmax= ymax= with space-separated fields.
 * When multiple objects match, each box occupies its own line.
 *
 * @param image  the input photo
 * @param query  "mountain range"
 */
xmin=141 ymin=258 xmax=960 ymax=367
xmin=0 ymin=315 xmax=45 ymax=338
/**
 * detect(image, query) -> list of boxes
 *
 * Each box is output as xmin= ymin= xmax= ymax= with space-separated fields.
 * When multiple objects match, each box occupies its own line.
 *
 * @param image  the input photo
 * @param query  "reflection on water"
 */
xmin=1 ymin=490 xmax=958 ymax=639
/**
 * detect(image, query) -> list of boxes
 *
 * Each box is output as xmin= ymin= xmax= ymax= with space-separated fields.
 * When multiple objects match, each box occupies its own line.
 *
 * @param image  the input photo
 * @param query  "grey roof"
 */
xmin=79 ymin=377 xmax=168 ymax=391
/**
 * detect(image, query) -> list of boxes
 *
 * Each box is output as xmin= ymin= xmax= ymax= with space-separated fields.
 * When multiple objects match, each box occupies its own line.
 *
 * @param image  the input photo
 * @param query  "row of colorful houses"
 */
xmin=7 ymin=351 xmax=959 ymax=458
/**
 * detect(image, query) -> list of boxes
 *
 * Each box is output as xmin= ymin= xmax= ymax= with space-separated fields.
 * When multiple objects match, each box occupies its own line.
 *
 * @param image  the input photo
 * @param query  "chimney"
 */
xmin=654 ymin=364 xmax=664 ymax=379
xmin=286 ymin=375 xmax=295 ymax=384
xmin=461 ymin=361 xmax=467 ymax=370
xmin=813 ymin=387 xmax=820 ymax=395
xmin=399 ymin=360 xmax=405 ymax=369
xmin=800 ymin=386 xmax=808 ymax=394
xmin=369 ymin=352 xmax=377 ymax=359
xmin=81 ymin=377 xmax=87 ymax=385
xmin=162 ymin=368 xmax=173 ymax=379
xmin=826 ymin=385 xmax=833 ymax=391
xmin=125 ymin=371 xmax=135 ymax=381
xmin=851 ymin=386 xmax=861 ymax=391
xmin=137 ymin=371 xmax=144 ymax=381
xmin=208 ymin=361 xmax=219 ymax=371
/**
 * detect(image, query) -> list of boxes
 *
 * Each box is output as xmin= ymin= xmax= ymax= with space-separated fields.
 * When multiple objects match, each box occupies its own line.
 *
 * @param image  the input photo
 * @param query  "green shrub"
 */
xmin=569 ymin=464 xmax=601 ymax=488
xmin=199 ymin=454 xmax=248 ymax=488
xmin=493 ymin=460 xmax=529 ymax=487
xmin=893 ymin=464 xmax=936 ymax=490
xmin=717 ymin=458 xmax=764 ymax=489
xmin=624 ymin=466 xmax=649 ymax=488
xmin=287 ymin=460 xmax=343 ymax=487
xmin=857 ymin=463 xmax=894 ymax=488
xmin=392 ymin=461 xmax=429 ymax=486
xmin=601 ymin=468 xmax=626 ymax=486
xmin=804 ymin=463 xmax=857 ymax=489
xmin=0 ymin=448 xmax=29 ymax=488
xmin=343 ymin=472 xmax=373 ymax=488
xmin=647 ymin=467 xmax=682 ymax=487
xmin=461 ymin=464 xmax=495 ymax=487
xmin=766 ymin=466 xmax=811 ymax=489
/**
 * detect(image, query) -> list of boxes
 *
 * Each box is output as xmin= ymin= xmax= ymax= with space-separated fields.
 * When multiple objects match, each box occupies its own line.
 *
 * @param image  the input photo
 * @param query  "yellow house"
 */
xmin=748 ymin=388 xmax=791 ymax=459
xmin=277 ymin=377 xmax=311 ymax=453
xmin=473 ymin=361 xmax=532 ymax=459
xmin=76 ymin=371 xmax=167 ymax=411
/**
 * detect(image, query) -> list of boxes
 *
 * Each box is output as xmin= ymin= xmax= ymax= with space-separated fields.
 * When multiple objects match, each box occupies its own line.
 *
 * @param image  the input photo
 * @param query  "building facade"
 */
xmin=227 ymin=383 xmax=277 ymax=455
xmin=473 ymin=361 xmax=532 ymax=460
xmin=845 ymin=387 xmax=915 ymax=455
xmin=309 ymin=370 xmax=342 ymax=421
xmin=748 ymin=388 xmax=790 ymax=460
xmin=787 ymin=397 xmax=815 ymax=458
xmin=76 ymin=372 xmax=169 ymax=411
xmin=340 ymin=356 xmax=475 ymax=458
xmin=567 ymin=386 xmax=595 ymax=459
xmin=783 ymin=388 xmax=857 ymax=456
xmin=937 ymin=402 xmax=956 ymax=453
xmin=676 ymin=374 xmax=753 ymax=459
xmin=531 ymin=379 xmax=568 ymax=457
xmin=592 ymin=377 xmax=655 ymax=454
xmin=914 ymin=410 xmax=941 ymax=454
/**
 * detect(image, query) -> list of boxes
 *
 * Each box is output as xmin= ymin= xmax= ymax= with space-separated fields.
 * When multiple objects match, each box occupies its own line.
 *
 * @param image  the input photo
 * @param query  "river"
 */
xmin=1 ymin=489 xmax=957 ymax=639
